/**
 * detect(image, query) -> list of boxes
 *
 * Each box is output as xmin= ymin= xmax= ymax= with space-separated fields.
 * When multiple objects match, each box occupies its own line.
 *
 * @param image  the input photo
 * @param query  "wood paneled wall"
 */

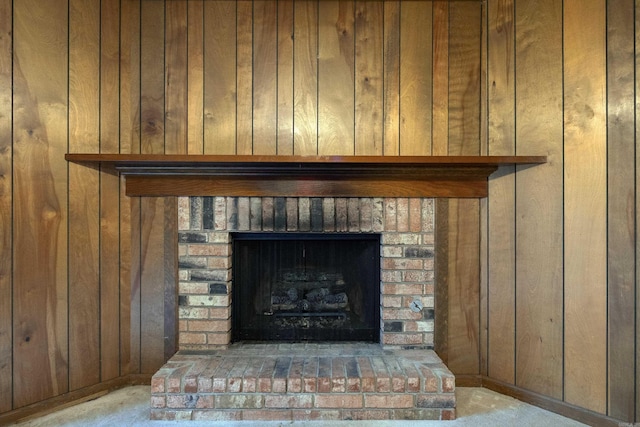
xmin=0 ymin=0 xmax=638 ymax=425
xmin=480 ymin=0 xmax=637 ymax=423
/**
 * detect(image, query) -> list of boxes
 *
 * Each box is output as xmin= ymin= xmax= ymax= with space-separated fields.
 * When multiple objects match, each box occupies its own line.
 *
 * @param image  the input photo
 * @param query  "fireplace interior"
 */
xmin=232 ymin=233 xmax=381 ymax=342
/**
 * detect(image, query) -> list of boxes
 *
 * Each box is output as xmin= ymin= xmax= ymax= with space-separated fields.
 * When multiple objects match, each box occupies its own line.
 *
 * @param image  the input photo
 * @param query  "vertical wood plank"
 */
xmin=68 ymin=0 xmax=100 ymax=391
xmin=636 ymin=2 xmax=640 ymax=421
xmin=187 ymin=1 xmax=204 ymax=154
xmin=486 ymin=0 xmax=516 ymax=385
xmin=0 ymin=0 xmax=12 ymax=412
xmin=318 ymin=1 xmax=354 ymax=155
xmin=253 ymin=0 xmax=278 ymax=155
xmin=445 ymin=1 xmax=482 ymax=375
xmin=431 ymin=1 xmax=449 ymax=156
xmin=277 ymin=0 xmax=294 ymax=155
xmin=294 ymin=0 xmax=318 ymax=155
xmin=13 ymin=0 xmax=69 ymax=407
xmin=399 ymin=1 xmax=432 ymax=156
xmin=383 ymin=1 xmax=400 ymax=156
xmin=165 ymin=0 xmax=187 ymax=155
xmin=514 ymin=0 xmax=563 ymax=399
xmin=355 ymin=0 xmax=383 ymax=156
xmin=606 ymin=0 xmax=635 ymax=421
xmin=204 ymin=0 xmax=236 ymax=155
xmin=563 ymin=0 xmax=607 ymax=414
xmin=99 ymin=0 xmax=122 ymax=382
xmin=119 ymin=0 xmax=140 ymax=376
xmin=140 ymin=0 xmax=167 ymax=374
xmin=237 ymin=0 xmax=253 ymax=155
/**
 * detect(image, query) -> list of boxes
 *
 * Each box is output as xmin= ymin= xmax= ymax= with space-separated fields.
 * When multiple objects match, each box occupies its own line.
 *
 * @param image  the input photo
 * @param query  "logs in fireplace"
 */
xmin=232 ymin=233 xmax=381 ymax=342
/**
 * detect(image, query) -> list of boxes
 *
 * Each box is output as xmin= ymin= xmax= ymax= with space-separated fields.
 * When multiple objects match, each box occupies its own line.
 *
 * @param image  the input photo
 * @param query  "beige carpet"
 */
xmin=11 ymin=386 xmax=587 ymax=427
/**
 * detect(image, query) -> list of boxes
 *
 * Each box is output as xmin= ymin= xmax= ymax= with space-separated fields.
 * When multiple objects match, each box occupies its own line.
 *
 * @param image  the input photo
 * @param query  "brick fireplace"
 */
xmin=149 ymin=196 xmax=455 ymax=421
xmin=176 ymin=196 xmax=435 ymax=349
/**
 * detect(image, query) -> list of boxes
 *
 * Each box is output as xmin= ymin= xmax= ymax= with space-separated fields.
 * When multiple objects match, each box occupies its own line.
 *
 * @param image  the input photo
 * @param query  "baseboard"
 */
xmin=0 ymin=374 xmax=152 ymax=425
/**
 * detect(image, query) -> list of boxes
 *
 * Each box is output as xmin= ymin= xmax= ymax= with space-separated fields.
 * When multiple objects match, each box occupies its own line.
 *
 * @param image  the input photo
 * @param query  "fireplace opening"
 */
xmin=231 ymin=232 xmax=381 ymax=343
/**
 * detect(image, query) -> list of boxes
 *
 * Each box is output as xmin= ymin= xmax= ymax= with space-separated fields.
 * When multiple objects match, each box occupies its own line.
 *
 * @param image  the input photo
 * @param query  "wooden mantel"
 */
xmin=65 ymin=154 xmax=546 ymax=198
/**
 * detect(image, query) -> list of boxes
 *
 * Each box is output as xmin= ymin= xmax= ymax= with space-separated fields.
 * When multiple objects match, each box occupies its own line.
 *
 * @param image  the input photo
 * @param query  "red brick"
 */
xmin=180 ymin=332 xmax=207 ymax=345
xmin=384 ymin=283 xmax=424 ymax=295
xmin=287 ymin=377 xmax=302 ymax=393
xmin=347 ymin=378 xmax=361 ymax=392
xmin=151 ymin=395 xmax=166 ymax=408
xmin=188 ymin=244 xmax=229 ymax=256
xmin=343 ymin=409 xmax=391 ymax=420
xmin=292 ymin=410 xmax=341 ymax=420
xmin=192 ymin=410 xmax=242 ymax=421
xmin=376 ymin=377 xmax=391 ymax=393
xmin=151 ymin=376 xmax=165 ymax=393
xmin=365 ymin=394 xmax=414 ymax=409
xmin=384 ymin=198 xmax=397 ymax=231
xmin=258 ymin=378 xmax=272 ymax=392
xmin=227 ymin=377 xmax=242 ymax=392
xmin=272 ymin=378 xmax=287 ymax=393
xmin=197 ymin=377 xmax=212 ymax=393
xmin=195 ymin=396 xmax=214 ymax=409
xmin=183 ymin=376 xmax=198 ymax=393
xmin=409 ymin=198 xmax=422 ymax=232
xmin=242 ymin=377 xmax=257 ymax=393
xmin=265 ymin=395 xmax=313 ymax=409
xmin=315 ymin=394 xmax=363 ymax=409
xmin=396 ymin=198 xmax=409 ymax=231
xmin=392 ymin=376 xmax=406 ymax=392
xmin=317 ymin=377 xmax=332 ymax=393
xmin=441 ymin=408 xmax=456 ymax=420
xmin=212 ymin=377 xmax=227 ymax=392
xmin=383 ymin=333 xmax=424 ymax=346
xmin=382 ymin=258 xmax=424 ymax=270
xmin=216 ymin=394 xmax=263 ymax=409
xmin=209 ymin=307 xmax=231 ymax=319
xmin=303 ymin=377 xmax=317 ymax=393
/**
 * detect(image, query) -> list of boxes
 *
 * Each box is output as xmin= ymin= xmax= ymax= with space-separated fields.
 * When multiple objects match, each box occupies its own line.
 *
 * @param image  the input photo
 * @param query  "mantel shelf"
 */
xmin=65 ymin=154 xmax=547 ymax=198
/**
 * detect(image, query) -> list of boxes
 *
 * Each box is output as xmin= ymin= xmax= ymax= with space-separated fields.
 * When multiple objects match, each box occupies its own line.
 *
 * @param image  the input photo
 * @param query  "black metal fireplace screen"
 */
xmin=231 ymin=233 xmax=381 ymax=342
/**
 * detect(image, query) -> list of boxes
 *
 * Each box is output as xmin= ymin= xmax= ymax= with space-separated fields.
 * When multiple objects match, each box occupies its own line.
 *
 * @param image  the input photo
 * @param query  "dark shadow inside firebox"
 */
xmin=231 ymin=232 xmax=381 ymax=343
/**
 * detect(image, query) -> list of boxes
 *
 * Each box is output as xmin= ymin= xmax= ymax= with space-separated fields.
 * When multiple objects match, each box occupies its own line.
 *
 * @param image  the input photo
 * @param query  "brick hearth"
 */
xmin=150 ymin=196 xmax=454 ymax=421
xmin=151 ymin=343 xmax=455 ymax=421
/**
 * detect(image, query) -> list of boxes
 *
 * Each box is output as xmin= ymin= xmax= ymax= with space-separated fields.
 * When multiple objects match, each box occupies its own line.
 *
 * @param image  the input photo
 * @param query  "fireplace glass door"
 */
xmin=232 ymin=233 xmax=380 ymax=342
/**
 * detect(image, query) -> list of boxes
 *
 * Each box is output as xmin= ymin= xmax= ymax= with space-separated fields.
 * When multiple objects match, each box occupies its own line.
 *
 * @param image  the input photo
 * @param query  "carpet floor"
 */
xmin=10 ymin=386 xmax=587 ymax=427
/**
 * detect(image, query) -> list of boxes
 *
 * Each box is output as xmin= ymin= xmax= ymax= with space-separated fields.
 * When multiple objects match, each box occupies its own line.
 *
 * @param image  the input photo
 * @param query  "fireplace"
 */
xmin=177 ymin=196 xmax=435 ymax=349
xmin=153 ymin=196 xmax=455 ymax=422
xmin=231 ymin=233 xmax=381 ymax=342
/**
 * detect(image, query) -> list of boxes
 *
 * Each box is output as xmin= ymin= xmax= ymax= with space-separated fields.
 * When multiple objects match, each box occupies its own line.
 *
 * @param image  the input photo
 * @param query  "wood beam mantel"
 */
xmin=65 ymin=154 xmax=546 ymax=198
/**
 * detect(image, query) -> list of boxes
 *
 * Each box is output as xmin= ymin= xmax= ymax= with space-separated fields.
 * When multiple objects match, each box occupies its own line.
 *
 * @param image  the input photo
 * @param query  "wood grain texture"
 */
xmin=253 ymin=0 xmax=278 ymax=155
xmin=637 ymin=3 xmax=640 ymax=422
xmin=563 ymin=0 xmax=607 ymax=413
xmin=431 ymin=1 xmax=449 ymax=156
xmin=236 ymin=0 xmax=253 ymax=155
xmin=99 ymin=0 xmax=122 ymax=382
xmin=204 ymin=1 xmax=236 ymax=154
xmin=383 ymin=1 xmax=400 ymax=156
xmin=294 ymin=0 xmax=319 ymax=155
xmin=187 ymin=1 xmax=204 ymax=154
xmin=514 ymin=0 xmax=563 ymax=399
xmin=277 ymin=0 xmax=295 ymax=155
xmin=318 ymin=1 xmax=355 ymax=155
xmin=141 ymin=1 xmax=165 ymax=155
xmin=355 ymin=1 xmax=383 ymax=155
xmin=0 ymin=0 xmax=11 ymax=413
xmin=486 ymin=0 xmax=515 ymax=385
xmin=400 ymin=1 xmax=432 ymax=155
xmin=12 ymin=0 xmax=69 ymax=407
xmin=606 ymin=0 xmax=635 ymax=421
xmin=68 ymin=0 xmax=101 ymax=390
xmin=165 ymin=0 xmax=188 ymax=155
xmin=445 ymin=1 xmax=482 ymax=375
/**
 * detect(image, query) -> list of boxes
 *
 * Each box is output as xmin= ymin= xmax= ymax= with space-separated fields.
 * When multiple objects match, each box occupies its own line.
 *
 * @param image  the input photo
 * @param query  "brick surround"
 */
xmin=152 ymin=196 xmax=453 ymax=421
xmin=177 ymin=196 xmax=436 ymax=350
